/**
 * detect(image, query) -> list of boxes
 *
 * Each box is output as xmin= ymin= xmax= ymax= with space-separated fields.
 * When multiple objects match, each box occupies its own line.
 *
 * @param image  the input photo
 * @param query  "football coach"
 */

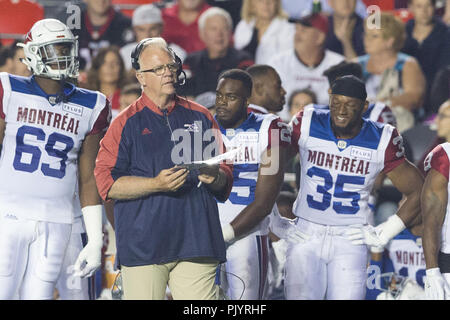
xmin=94 ymin=37 xmax=233 ymax=300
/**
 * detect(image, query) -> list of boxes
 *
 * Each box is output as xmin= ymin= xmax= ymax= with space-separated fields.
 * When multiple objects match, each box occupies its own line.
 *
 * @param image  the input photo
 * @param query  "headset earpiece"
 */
xmin=131 ymin=38 xmax=149 ymax=71
xmin=131 ymin=39 xmax=185 ymax=86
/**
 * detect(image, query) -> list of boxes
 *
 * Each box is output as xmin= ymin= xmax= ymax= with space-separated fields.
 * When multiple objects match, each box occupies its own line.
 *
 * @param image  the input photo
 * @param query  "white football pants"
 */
xmin=0 ymin=215 xmax=71 ymax=299
xmin=220 ymin=234 xmax=269 ymax=300
xmin=285 ymin=218 xmax=368 ymax=300
xmin=55 ymin=232 xmax=91 ymax=300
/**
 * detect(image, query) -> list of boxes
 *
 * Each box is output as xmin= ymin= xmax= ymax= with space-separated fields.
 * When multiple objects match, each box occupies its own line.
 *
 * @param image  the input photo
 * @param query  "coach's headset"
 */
xmin=131 ymin=38 xmax=186 ymax=87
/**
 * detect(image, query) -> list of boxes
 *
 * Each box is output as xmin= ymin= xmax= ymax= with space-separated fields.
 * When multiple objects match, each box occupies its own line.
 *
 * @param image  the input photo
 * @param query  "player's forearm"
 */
xmin=395 ymin=189 xmax=422 ymax=227
xmin=422 ymin=189 xmax=446 ymax=268
xmin=231 ymin=201 xmax=274 ymax=239
xmin=79 ymin=177 xmax=102 ymax=207
xmin=423 ymin=223 xmax=441 ymax=269
xmin=107 ymin=176 xmax=162 ymax=200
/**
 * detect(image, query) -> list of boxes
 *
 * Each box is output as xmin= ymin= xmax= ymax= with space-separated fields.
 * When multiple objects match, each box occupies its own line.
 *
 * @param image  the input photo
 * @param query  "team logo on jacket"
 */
xmin=184 ymin=123 xmax=200 ymax=132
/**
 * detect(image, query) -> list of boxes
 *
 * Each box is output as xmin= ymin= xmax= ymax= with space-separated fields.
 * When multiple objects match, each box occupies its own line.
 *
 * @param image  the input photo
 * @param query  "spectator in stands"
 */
xmin=1 ymin=43 xmax=32 ymax=77
xmin=120 ymin=4 xmax=187 ymax=71
xmin=179 ymin=7 xmax=254 ymax=98
xmin=443 ymin=0 xmax=450 ymax=25
xmin=73 ymin=0 xmax=133 ymax=70
xmin=401 ymin=0 xmax=450 ymax=118
xmin=85 ymin=46 xmax=126 ymax=118
xmin=355 ymin=12 xmax=426 ymax=132
xmin=268 ymin=12 xmax=344 ymax=121
xmin=281 ymin=0 xmax=368 ymax=20
xmin=119 ymin=83 xmax=142 ymax=112
xmin=416 ymin=100 xmax=450 ymax=174
xmin=206 ymin=0 xmax=243 ymax=29
xmin=325 ymin=0 xmax=365 ymax=59
xmin=429 ymin=65 xmax=450 ymax=115
xmin=162 ymin=0 xmax=211 ymax=54
xmin=0 ymin=46 xmax=13 ymax=73
xmin=234 ymin=0 xmax=295 ymax=64
xmin=246 ymin=64 xmax=287 ymax=115
xmin=287 ymin=88 xmax=317 ymax=118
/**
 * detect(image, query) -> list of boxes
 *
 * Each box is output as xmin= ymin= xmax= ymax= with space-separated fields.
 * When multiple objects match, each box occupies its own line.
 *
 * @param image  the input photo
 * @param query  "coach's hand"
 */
xmin=73 ymin=241 xmax=103 ymax=278
xmin=198 ymin=164 xmax=220 ymax=185
xmin=156 ymin=167 xmax=189 ymax=192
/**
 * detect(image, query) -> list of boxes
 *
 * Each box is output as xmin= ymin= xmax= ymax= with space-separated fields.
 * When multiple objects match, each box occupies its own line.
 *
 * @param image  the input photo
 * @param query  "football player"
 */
xmin=275 ymin=75 xmax=423 ymax=299
xmin=0 ymin=19 xmax=110 ymax=299
xmin=422 ymin=101 xmax=450 ymax=299
xmin=214 ymin=69 xmax=290 ymax=299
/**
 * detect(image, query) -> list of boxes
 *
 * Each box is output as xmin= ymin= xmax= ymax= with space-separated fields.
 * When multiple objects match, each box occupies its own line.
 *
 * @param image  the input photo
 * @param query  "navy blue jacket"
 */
xmin=95 ymin=93 xmax=233 ymax=267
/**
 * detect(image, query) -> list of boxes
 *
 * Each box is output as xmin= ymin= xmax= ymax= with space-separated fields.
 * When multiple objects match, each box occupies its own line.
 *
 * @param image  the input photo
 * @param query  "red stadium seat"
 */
xmin=111 ymin=0 xmax=159 ymax=18
xmin=0 ymin=0 xmax=45 ymax=46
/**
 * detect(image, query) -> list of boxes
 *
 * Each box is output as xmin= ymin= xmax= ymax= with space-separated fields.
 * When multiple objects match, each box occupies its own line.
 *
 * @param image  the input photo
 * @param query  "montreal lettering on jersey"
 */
xmin=16 ymin=107 xmax=80 ymax=134
xmin=395 ymin=251 xmax=425 ymax=267
xmin=232 ymin=146 xmax=257 ymax=164
xmin=307 ymin=150 xmax=370 ymax=175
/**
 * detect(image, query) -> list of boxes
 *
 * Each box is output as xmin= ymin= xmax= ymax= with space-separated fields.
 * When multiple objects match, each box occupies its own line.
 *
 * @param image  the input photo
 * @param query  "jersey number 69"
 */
xmin=13 ymin=125 xmax=74 ymax=179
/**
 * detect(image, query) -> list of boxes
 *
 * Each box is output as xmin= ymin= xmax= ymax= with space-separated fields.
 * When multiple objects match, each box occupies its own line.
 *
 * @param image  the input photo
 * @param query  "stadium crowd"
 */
xmin=0 ymin=0 xmax=450 ymax=300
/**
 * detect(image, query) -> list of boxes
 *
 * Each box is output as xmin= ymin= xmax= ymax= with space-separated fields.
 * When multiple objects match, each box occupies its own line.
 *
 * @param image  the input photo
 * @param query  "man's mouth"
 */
xmin=215 ymin=108 xmax=228 ymax=116
xmin=335 ymin=115 xmax=348 ymax=123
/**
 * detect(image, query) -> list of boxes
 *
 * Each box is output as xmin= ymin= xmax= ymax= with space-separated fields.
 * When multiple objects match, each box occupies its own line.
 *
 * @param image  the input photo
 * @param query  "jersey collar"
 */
xmin=139 ymin=92 xmax=177 ymax=116
xmin=30 ymin=76 xmax=77 ymax=104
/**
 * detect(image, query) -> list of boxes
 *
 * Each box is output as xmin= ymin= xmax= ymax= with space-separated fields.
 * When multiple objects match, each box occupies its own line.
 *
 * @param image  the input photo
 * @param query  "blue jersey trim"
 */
xmin=216 ymin=112 xmax=264 ymax=136
xmin=9 ymin=75 xmax=97 ymax=109
xmin=362 ymin=103 xmax=375 ymax=119
xmin=70 ymin=88 xmax=98 ymax=109
xmin=392 ymin=228 xmax=420 ymax=242
xmin=309 ymin=109 xmax=383 ymax=150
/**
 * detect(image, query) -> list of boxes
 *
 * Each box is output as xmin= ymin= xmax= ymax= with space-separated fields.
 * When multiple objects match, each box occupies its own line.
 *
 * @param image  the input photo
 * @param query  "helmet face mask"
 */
xmin=375 ymin=272 xmax=425 ymax=300
xmin=18 ymin=19 xmax=79 ymax=81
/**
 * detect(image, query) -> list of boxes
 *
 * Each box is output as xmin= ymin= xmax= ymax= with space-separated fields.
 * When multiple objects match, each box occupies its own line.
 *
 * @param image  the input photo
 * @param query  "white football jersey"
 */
xmin=424 ymin=142 xmax=450 ymax=253
xmin=268 ymin=49 xmax=344 ymax=121
xmin=290 ymin=106 xmax=405 ymax=225
xmin=386 ymin=229 xmax=425 ymax=287
xmin=217 ymin=112 xmax=291 ymax=235
xmin=0 ymin=73 xmax=110 ymax=224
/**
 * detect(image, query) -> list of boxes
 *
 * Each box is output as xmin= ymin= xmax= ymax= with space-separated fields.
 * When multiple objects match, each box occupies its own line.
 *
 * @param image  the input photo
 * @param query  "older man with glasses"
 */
xmin=94 ymin=37 xmax=234 ymax=300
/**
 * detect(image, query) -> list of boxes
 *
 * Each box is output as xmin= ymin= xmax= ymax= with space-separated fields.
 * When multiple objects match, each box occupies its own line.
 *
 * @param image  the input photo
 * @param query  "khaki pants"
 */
xmin=121 ymin=258 xmax=219 ymax=300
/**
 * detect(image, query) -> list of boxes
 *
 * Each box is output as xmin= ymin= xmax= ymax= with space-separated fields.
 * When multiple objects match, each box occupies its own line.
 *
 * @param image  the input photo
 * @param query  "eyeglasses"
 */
xmin=139 ymin=63 xmax=178 ymax=76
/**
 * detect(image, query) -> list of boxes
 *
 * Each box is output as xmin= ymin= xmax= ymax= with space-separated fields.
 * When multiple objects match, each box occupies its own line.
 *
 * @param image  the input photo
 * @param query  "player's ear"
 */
xmin=362 ymin=100 xmax=369 ymax=113
xmin=253 ymin=81 xmax=264 ymax=96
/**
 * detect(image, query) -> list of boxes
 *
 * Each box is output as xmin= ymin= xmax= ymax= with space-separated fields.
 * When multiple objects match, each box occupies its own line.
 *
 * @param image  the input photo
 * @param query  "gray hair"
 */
xmin=138 ymin=37 xmax=175 ymax=69
xmin=198 ymin=7 xmax=233 ymax=32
